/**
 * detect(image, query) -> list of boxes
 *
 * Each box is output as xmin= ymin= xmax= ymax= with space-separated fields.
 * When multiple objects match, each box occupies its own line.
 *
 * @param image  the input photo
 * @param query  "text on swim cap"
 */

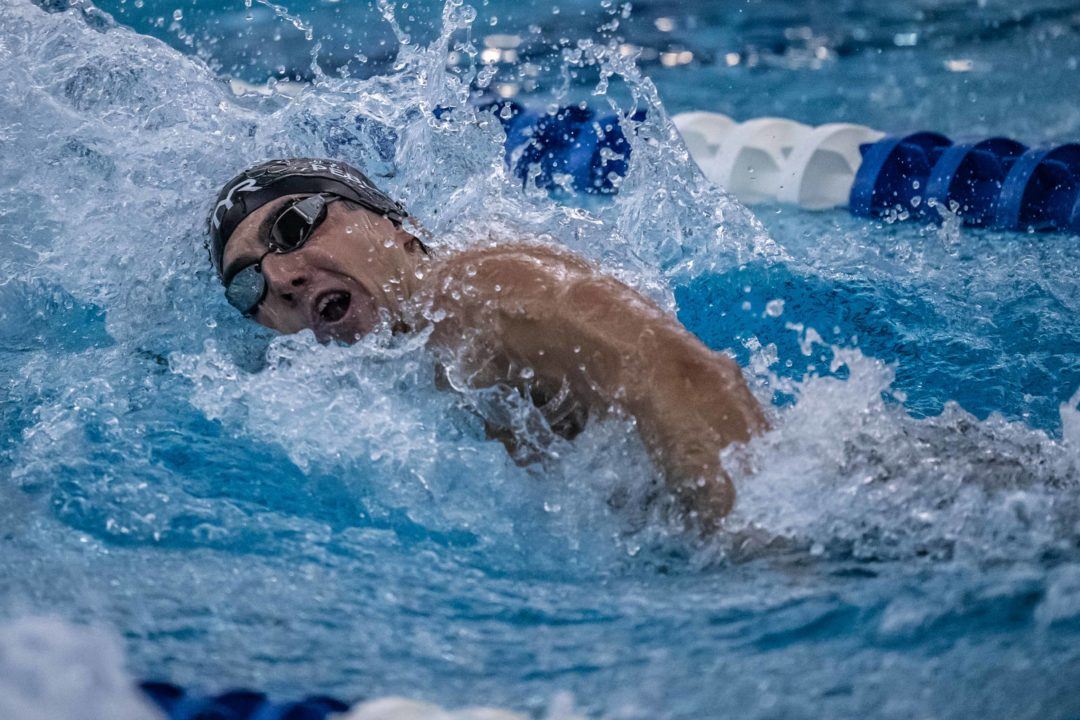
xmin=212 ymin=178 xmax=262 ymax=230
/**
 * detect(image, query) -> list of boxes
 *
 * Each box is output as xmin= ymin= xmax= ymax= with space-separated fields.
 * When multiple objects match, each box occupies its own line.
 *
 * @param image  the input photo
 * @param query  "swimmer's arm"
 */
xmin=547 ymin=273 xmax=766 ymax=528
xmin=427 ymin=249 xmax=767 ymax=528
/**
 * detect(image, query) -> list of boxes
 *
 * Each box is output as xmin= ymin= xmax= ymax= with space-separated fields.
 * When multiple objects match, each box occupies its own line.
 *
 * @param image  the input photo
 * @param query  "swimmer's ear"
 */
xmin=403 ymin=232 xmax=431 ymax=256
xmin=401 ymin=217 xmax=433 ymax=255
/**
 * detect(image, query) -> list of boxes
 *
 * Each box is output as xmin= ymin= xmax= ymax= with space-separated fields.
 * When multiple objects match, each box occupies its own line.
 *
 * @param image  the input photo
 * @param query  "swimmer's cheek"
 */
xmin=253 ymin=304 xmax=297 ymax=335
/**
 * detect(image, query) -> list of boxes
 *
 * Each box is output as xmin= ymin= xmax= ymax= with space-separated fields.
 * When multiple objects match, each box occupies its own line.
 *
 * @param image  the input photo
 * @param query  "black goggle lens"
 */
xmin=268 ymin=194 xmax=331 ymax=252
xmin=224 ymin=263 xmax=267 ymax=316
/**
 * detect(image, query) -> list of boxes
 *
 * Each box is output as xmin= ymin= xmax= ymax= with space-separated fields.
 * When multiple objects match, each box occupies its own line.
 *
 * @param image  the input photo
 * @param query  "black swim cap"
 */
xmin=207 ymin=158 xmax=407 ymax=278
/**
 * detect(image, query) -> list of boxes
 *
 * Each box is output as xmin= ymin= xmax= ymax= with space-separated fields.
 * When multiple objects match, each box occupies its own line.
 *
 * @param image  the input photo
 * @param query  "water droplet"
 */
xmin=765 ymin=299 xmax=784 ymax=317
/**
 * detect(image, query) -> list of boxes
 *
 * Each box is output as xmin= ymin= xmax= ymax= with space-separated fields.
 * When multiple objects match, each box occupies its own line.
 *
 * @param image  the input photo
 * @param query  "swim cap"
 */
xmin=207 ymin=158 xmax=407 ymax=278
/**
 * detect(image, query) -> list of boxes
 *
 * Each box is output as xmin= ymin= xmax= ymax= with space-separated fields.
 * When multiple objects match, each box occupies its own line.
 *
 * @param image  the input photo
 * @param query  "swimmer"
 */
xmin=209 ymin=158 xmax=766 ymax=531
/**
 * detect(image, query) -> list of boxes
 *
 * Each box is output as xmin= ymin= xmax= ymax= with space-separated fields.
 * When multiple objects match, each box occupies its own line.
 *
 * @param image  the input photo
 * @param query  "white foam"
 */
xmin=0 ymin=617 xmax=163 ymax=720
xmin=1060 ymin=386 xmax=1080 ymax=454
xmin=720 ymin=341 xmax=1080 ymax=563
xmin=339 ymin=695 xmax=583 ymax=720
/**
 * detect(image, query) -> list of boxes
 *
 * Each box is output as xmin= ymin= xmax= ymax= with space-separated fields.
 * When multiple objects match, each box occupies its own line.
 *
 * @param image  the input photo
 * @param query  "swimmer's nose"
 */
xmin=260 ymin=252 xmax=309 ymax=304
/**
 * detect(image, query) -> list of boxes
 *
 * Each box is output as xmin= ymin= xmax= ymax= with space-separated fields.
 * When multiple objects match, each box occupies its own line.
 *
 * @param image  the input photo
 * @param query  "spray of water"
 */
xmin=2 ymin=0 xmax=1079 ymax=715
xmin=2 ymin=0 xmax=1077 ymax=568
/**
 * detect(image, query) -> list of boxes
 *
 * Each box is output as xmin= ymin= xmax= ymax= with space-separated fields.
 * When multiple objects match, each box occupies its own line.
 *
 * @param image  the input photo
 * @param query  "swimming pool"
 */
xmin=1 ymin=0 xmax=1079 ymax=718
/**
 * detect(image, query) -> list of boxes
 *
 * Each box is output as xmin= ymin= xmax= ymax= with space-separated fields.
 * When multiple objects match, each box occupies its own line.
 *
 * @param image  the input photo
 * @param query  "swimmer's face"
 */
xmin=221 ymin=194 xmax=423 ymax=343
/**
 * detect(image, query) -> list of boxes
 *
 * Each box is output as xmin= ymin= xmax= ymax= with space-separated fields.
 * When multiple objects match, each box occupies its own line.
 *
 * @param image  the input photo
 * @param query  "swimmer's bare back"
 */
xmin=412 ymin=243 xmax=768 ymax=531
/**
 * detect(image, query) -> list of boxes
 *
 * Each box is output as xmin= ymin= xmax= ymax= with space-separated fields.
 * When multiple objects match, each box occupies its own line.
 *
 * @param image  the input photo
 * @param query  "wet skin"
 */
xmin=222 ymin=194 xmax=424 ymax=344
xmin=221 ymin=198 xmax=767 ymax=530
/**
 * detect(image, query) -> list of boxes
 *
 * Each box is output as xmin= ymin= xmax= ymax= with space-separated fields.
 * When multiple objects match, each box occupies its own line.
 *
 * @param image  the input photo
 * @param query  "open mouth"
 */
xmin=315 ymin=290 xmax=351 ymax=324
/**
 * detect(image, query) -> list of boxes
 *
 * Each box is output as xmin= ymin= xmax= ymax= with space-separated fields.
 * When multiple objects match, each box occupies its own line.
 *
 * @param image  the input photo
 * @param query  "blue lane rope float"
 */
xmin=140 ymin=681 xmax=350 ymax=720
xmin=479 ymin=98 xmax=643 ymax=195
xmin=848 ymin=132 xmax=953 ymax=219
xmin=923 ymin=137 xmax=1028 ymax=227
xmin=994 ymin=143 xmax=1080 ymax=232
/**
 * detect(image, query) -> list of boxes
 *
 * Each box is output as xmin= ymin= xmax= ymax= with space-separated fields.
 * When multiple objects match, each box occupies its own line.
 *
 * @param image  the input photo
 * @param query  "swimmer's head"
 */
xmin=208 ymin=158 xmax=427 ymax=343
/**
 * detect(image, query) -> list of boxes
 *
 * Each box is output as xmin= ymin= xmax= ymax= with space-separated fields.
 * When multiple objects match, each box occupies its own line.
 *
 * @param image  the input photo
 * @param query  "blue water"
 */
xmin=1 ymin=0 xmax=1079 ymax=718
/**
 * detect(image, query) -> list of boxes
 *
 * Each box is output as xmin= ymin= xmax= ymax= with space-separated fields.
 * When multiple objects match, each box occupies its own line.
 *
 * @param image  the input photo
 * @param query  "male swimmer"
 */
xmin=209 ymin=158 xmax=766 ymax=530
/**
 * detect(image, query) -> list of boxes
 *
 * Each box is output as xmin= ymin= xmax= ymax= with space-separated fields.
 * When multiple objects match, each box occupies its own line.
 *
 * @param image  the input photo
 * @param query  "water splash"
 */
xmin=2 ymin=0 xmax=1080 ymax=716
xmin=1061 ymin=387 xmax=1080 ymax=450
xmin=720 ymin=341 xmax=1080 ymax=564
xmin=3 ymin=0 xmax=1077 ymax=570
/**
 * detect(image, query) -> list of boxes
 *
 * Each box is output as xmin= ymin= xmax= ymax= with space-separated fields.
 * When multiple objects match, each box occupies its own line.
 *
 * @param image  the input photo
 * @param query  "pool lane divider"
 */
xmin=669 ymin=112 xmax=1080 ymax=232
xmin=464 ymin=100 xmax=1080 ymax=232
xmin=140 ymin=681 xmax=349 ymax=720
xmin=476 ymin=99 xmax=644 ymax=195
xmin=139 ymin=681 xmax=548 ymax=719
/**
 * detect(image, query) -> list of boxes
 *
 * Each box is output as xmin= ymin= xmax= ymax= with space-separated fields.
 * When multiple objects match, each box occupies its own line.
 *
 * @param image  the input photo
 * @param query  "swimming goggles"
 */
xmin=224 ymin=193 xmax=340 ymax=316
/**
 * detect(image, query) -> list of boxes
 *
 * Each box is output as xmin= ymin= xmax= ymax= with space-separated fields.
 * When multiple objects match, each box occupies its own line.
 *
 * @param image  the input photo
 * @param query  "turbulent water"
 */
xmin=1 ymin=0 xmax=1079 ymax=718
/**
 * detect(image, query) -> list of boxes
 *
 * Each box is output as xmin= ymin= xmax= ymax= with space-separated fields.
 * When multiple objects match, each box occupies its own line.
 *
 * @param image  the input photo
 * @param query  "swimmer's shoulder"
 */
xmin=421 ymin=239 xmax=595 ymax=299
xmin=439 ymin=238 xmax=593 ymax=271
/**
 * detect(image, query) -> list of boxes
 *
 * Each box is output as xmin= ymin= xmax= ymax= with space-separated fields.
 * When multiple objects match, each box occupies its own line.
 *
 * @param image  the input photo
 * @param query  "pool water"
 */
xmin=1 ymin=0 xmax=1079 ymax=718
